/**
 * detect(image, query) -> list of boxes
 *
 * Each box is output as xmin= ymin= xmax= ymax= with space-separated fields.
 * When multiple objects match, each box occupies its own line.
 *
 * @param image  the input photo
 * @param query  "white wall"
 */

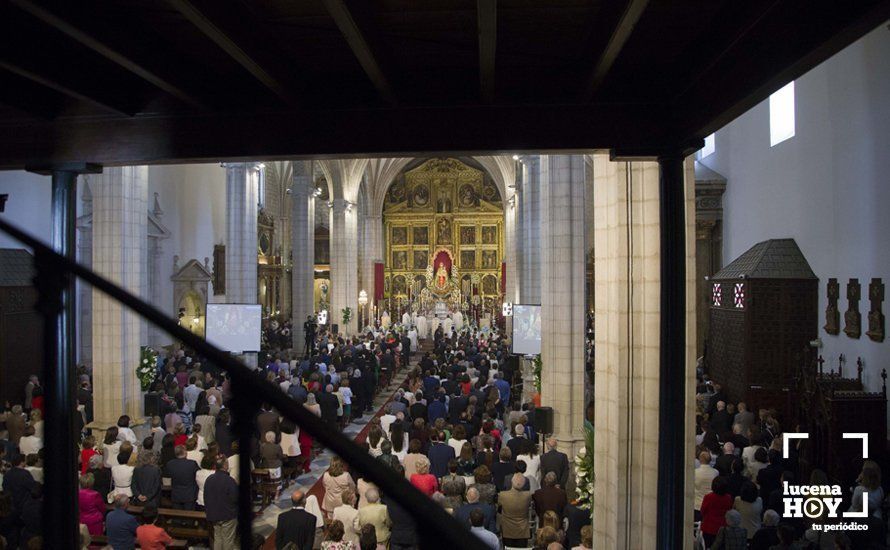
xmin=700 ymin=25 xmax=890 ymax=400
xmin=0 ymin=171 xmax=53 ymax=249
xmin=149 ymin=163 xmax=226 ymax=345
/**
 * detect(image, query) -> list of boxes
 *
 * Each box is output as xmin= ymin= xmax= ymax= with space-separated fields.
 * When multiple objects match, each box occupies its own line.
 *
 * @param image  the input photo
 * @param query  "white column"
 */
xmin=291 ymin=161 xmax=315 ymax=348
xmin=363 ymin=214 xmax=383 ymax=309
xmin=539 ymin=155 xmax=587 ymax=455
xmin=591 ymin=156 xmax=697 ymax=549
xmin=519 ymin=155 xmax=541 ymax=304
xmin=90 ymin=166 xmax=148 ymax=427
xmin=225 ymin=163 xmax=259 ymax=366
xmin=330 ymin=199 xmax=358 ymax=335
xmin=504 ymin=166 xmax=519 ymax=304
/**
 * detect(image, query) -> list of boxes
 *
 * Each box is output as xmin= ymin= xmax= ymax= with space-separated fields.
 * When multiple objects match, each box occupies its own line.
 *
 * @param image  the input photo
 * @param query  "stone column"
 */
xmin=77 ymin=181 xmax=93 ymax=366
xmin=504 ymin=162 xmax=520 ymax=305
xmin=90 ymin=166 xmax=148 ymax=427
xmin=591 ymin=156 xmax=697 ymax=549
xmin=364 ymin=214 xmax=383 ymax=311
xmin=225 ymin=163 xmax=259 ymax=366
xmin=539 ymin=155 xmax=587 ymax=455
xmin=291 ymin=161 xmax=315 ymax=349
xmin=519 ymin=155 xmax=541 ymax=304
xmin=330 ymin=198 xmax=358 ymax=335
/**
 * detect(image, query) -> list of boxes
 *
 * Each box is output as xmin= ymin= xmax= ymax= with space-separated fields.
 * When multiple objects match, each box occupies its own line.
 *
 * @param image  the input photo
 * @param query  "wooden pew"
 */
xmin=104 ymin=504 xmax=211 ymax=545
xmin=89 ymin=534 xmax=188 ymax=548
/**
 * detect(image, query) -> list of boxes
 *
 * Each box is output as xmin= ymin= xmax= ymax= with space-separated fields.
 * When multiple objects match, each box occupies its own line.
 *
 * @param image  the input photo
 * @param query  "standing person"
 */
xmin=498 ymin=474 xmax=533 ymax=547
xmin=78 ymin=473 xmax=106 ymax=537
xmin=304 ymin=315 xmax=318 ymax=356
xmin=132 ymin=452 xmax=162 ymax=508
xmin=135 ymin=507 xmax=173 ymax=550
xmin=540 ymin=438 xmax=570 ymax=488
xmin=204 ymin=457 xmax=239 ymax=550
xmin=165 ymin=445 xmax=199 ymax=510
xmin=276 ymin=490 xmax=319 ymax=550
xmin=24 ymin=375 xmax=39 ymax=412
xmin=105 ymin=494 xmax=139 ymax=550
xmin=322 ymin=457 xmax=356 ymax=518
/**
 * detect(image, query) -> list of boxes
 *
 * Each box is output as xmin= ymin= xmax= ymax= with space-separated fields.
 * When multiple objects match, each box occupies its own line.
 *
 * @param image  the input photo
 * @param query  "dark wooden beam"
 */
xmin=0 ymin=73 xmax=65 ymax=120
xmin=321 ymin=0 xmax=396 ymax=105
xmin=581 ymin=0 xmax=649 ymax=101
xmin=166 ymin=0 xmax=298 ymax=106
xmin=670 ymin=0 xmax=890 ymax=142
xmin=9 ymin=0 xmax=207 ymax=110
xmin=0 ymin=59 xmax=136 ymax=116
xmin=477 ymin=0 xmax=497 ymax=103
xmin=0 ymin=102 xmax=670 ymax=169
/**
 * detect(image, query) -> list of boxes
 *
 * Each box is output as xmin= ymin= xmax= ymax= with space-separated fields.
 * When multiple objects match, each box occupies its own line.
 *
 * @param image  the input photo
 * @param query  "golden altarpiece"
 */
xmin=383 ymin=158 xmax=504 ymax=316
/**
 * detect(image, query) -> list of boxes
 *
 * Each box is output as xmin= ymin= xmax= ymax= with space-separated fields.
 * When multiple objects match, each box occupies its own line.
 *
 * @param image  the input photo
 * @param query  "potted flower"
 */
xmin=137 ymin=346 xmax=158 ymax=392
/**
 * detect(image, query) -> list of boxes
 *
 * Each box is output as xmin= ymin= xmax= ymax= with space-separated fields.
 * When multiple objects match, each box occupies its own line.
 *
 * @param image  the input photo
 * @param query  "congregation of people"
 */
xmin=693 ymin=374 xmax=886 ymax=550
xmin=0 ymin=311 xmax=595 ymax=550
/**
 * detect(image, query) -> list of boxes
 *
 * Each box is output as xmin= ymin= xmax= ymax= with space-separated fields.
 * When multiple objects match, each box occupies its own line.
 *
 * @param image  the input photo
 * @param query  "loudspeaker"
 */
xmin=143 ymin=392 xmax=162 ymax=417
xmin=534 ymin=406 xmax=554 ymax=435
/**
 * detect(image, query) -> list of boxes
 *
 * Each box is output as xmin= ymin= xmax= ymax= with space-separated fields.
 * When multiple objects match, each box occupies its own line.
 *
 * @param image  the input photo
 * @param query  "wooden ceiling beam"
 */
xmin=321 ymin=0 xmax=396 ymax=105
xmin=9 ymin=0 xmax=207 ymax=110
xmin=477 ymin=0 xmax=497 ymax=104
xmin=581 ymin=0 xmax=649 ymax=101
xmin=166 ymin=0 xmax=299 ymax=106
xmin=0 ymin=59 xmax=137 ymax=117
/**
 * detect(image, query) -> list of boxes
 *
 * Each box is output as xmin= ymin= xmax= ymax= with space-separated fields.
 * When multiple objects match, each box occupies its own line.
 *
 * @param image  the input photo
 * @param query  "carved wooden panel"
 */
xmin=824 ymin=278 xmax=839 ymax=335
xmin=844 ymin=278 xmax=861 ymax=339
xmin=867 ymin=278 xmax=884 ymax=342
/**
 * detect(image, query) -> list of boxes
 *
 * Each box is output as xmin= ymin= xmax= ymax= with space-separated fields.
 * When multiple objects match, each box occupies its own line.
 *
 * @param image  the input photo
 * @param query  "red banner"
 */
xmin=374 ymin=262 xmax=385 ymax=301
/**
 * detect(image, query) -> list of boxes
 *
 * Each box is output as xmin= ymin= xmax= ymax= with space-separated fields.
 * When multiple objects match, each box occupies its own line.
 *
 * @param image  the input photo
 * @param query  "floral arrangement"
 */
xmin=341 ymin=307 xmax=353 ymax=327
xmin=533 ymin=354 xmax=542 ymax=394
xmin=574 ymin=425 xmax=596 ymax=510
xmin=137 ymin=346 xmax=159 ymax=392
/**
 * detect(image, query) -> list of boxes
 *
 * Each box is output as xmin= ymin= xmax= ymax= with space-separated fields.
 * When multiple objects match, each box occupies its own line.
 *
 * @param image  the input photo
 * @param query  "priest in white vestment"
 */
xmin=453 ymin=311 xmax=464 ymax=331
xmin=442 ymin=317 xmax=453 ymax=335
xmin=408 ymin=328 xmax=419 ymax=352
xmin=416 ymin=315 xmax=428 ymax=339
xmin=402 ymin=311 xmax=411 ymax=326
xmin=430 ymin=317 xmax=440 ymax=336
xmin=381 ymin=311 xmax=391 ymax=329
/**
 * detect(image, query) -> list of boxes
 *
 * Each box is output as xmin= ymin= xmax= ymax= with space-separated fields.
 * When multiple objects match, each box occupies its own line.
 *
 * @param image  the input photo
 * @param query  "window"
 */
xmin=734 ymin=283 xmax=746 ymax=309
xmin=769 ymin=81 xmax=795 ymax=146
xmin=712 ymin=283 xmax=723 ymax=307
xmin=699 ymin=133 xmax=715 ymax=158
xmin=256 ymin=164 xmax=266 ymax=208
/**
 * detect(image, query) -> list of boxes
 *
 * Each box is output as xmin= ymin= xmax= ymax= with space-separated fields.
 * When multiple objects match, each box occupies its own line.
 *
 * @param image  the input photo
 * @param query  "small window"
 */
xmin=734 ymin=283 xmax=746 ymax=309
xmin=769 ymin=81 xmax=795 ymax=146
xmin=712 ymin=283 xmax=723 ymax=307
xmin=700 ymin=133 xmax=715 ymax=159
xmin=256 ymin=164 xmax=266 ymax=208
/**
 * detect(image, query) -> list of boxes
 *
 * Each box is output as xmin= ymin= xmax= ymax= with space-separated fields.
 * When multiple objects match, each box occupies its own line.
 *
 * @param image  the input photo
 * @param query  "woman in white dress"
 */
xmin=516 ymin=438 xmax=542 ymax=487
xmin=195 ymin=455 xmax=214 ymax=508
xmin=111 ymin=450 xmax=135 ymax=498
xmin=102 ymin=427 xmax=122 ymax=469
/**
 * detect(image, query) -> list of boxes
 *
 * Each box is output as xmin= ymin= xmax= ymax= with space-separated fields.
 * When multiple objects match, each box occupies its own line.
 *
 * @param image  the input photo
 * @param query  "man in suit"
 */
xmin=427 ymin=432 xmax=456 ymax=479
xmin=356 ymin=488 xmax=391 ymax=546
xmin=276 ymin=490 xmax=318 ymax=550
xmin=316 ymin=386 xmax=340 ymax=428
xmin=715 ymin=442 xmax=736 ymax=477
xmin=498 ymin=474 xmax=533 ymax=547
xmin=490 ymin=447 xmax=515 ymax=491
xmin=256 ymin=404 xmax=280 ymax=442
xmin=384 ymin=466 xmax=418 ymax=550
xmin=165 ymin=445 xmax=199 ymax=510
xmin=532 ymin=472 xmax=568 ymax=521
xmin=5 ymin=405 xmax=26 ymax=446
xmin=454 ymin=487 xmax=496 ymax=532
xmin=540 ymin=438 xmax=570 ymax=488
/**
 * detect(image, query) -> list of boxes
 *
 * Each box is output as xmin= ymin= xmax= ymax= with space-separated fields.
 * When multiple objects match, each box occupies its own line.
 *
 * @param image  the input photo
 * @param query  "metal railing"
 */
xmin=0 ymin=216 xmax=488 ymax=550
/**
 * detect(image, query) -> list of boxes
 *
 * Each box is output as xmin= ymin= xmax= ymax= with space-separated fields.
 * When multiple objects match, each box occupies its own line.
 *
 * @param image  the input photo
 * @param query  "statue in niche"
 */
xmin=435 ymin=263 xmax=449 ymax=291
xmin=824 ymin=278 xmax=840 ymax=335
xmin=458 ymin=183 xmax=478 ymax=208
xmin=844 ymin=278 xmax=861 ymax=339
xmin=867 ymin=278 xmax=885 ymax=342
xmin=412 ymin=184 xmax=430 ymax=207
xmin=437 ymin=218 xmax=452 ymax=245
xmin=436 ymin=183 xmax=452 ymax=213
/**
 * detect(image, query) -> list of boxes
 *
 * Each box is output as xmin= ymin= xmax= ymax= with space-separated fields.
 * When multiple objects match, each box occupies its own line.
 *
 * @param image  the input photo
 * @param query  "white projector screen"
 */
xmin=512 ymin=304 xmax=542 ymax=355
xmin=205 ymin=304 xmax=262 ymax=353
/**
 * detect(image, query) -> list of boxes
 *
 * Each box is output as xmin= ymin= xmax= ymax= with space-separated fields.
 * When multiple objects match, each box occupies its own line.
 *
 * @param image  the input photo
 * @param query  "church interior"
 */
xmin=0 ymin=2 xmax=887 ymax=549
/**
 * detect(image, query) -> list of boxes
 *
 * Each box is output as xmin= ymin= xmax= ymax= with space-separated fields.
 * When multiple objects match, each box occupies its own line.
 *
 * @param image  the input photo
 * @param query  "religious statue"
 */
xmin=437 ymin=217 xmax=452 ymax=244
xmin=435 ymin=262 xmax=449 ymax=291
xmin=436 ymin=186 xmax=452 ymax=213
